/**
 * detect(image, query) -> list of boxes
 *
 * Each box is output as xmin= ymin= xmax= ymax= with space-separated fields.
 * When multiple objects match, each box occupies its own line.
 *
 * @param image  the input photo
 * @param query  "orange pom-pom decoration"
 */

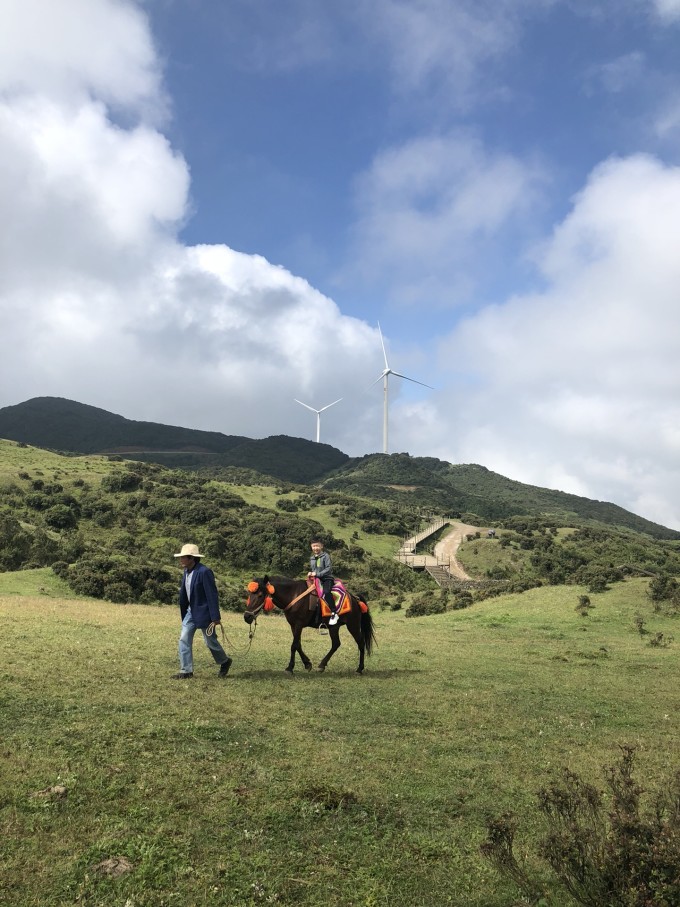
xmin=247 ymin=581 xmax=259 ymax=593
xmin=264 ymin=597 xmax=275 ymax=612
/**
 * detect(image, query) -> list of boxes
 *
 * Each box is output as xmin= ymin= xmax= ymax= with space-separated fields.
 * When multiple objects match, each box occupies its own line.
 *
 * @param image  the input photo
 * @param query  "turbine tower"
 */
xmin=373 ymin=322 xmax=433 ymax=454
xmin=294 ymin=397 xmax=343 ymax=443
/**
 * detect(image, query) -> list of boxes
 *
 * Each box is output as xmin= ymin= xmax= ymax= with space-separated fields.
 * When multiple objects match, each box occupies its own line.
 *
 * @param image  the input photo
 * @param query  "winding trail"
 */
xmin=433 ymin=522 xmax=479 ymax=580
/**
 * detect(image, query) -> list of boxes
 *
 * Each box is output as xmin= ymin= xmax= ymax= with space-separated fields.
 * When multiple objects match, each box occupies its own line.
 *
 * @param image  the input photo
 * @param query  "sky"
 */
xmin=1 ymin=0 xmax=680 ymax=529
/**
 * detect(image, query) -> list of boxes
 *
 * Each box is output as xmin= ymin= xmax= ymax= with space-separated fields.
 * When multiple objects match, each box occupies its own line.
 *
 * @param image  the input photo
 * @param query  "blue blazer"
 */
xmin=179 ymin=562 xmax=221 ymax=629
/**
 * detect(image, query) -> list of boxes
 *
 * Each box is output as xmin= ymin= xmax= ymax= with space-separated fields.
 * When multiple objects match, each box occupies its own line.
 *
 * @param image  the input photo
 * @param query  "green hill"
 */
xmin=323 ymin=454 xmax=680 ymax=540
xmin=0 ymin=397 xmax=349 ymax=482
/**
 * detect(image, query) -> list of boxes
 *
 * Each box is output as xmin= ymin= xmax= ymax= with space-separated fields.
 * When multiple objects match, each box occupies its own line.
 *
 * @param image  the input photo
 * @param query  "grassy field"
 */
xmin=0 ymin=439 xmax=113 ymax=487
xmin=1 ymin=578 xmax=679 ymax=907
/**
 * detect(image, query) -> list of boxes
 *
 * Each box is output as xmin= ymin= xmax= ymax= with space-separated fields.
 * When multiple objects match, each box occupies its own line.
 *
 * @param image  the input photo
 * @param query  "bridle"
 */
xmin=245 ymin=579 xmax=314 ymax=619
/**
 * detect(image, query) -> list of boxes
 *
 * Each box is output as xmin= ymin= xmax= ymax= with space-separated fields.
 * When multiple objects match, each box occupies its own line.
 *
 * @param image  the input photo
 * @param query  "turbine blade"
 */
xmin=294 ymin=399 xmax=318 ymax=413
xmin=318 ymin=398 xmax=343 ymax=412
xmin=377 ymin=321 xmax=389 ymax=370
xmin=390 ymin=372 xmax=435 ymax=390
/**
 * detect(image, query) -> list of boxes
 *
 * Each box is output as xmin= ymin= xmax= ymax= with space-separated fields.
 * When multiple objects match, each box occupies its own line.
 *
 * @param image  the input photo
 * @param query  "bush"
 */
xmin=101 ymin=471 xmax=143 ymax=492
xmin=68 ymin=568 xmax=105 ymax=598
xmin=0 ymin=514 xmax=32 ymax=570
xmin=104 ymin=582 xmax=134 ymax=603
xmin=51 ymin=561 xmax=70 ymax=579
xmin=587 ymin=573 xmax=609 ymax=594
xmin=481 ymin=746 xmax=680 ymax=906
xmin=452 ymin=590 xmax=474 ymax=610
xmin=405 ymin=594 xmax=446 ymax=618
xmin=44 ymin=504 xmax=78 ymax=530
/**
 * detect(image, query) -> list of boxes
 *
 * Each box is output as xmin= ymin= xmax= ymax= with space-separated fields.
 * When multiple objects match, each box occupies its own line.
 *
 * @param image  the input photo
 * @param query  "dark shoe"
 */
xmin=218 ymin=657 xmax=233 ymax=677
xmin=172 ymin=672 xmax=193 ymax=679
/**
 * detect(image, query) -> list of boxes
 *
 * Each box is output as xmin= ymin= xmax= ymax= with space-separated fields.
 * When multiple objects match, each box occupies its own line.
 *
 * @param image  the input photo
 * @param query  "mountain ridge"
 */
xmin=1 ymin=396 xmax=677 ymax=539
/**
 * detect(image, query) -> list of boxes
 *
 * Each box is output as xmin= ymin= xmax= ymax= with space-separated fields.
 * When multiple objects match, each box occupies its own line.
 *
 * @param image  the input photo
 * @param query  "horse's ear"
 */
xmin=266 ymin=582 xmax=275 ymax=595
xmin=247 ymin=581 xmax=258 ymax=593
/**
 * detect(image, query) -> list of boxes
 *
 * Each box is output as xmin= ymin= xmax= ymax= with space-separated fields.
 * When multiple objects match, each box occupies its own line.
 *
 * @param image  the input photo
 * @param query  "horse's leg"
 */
xmin=285 ymin=620 xmax=301 ymax=673
xmin=345 ymin=612 xmax=366 ymax=674
xmin=286 ymin=620 xmax=313 ymax=673
xmin=317 ymin=624 xmax=341 ymax=672
xmin=296 ymin=623 xmax=313 ymax=672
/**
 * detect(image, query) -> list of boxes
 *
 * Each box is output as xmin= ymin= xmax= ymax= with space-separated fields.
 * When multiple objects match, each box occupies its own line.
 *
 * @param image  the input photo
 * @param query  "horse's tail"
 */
xmin=360 ymin=606 xmax=376 ymax=656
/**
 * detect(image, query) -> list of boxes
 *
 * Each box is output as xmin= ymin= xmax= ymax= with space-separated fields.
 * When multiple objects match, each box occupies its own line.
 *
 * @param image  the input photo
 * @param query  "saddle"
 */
xmin=308 ymin=578 xmax=368 ymax=616
xmin=309 ymin=577 xmax=351 ymax=617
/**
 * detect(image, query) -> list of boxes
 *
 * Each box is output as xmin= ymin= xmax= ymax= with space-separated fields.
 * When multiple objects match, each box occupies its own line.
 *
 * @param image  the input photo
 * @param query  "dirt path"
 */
xmin=433 ymin=522 xmax=479 ymax=580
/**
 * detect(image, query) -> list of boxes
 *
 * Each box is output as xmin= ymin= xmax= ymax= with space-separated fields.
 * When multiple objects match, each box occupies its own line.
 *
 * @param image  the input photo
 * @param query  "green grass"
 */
xmin=0 ymin=566 xmax=73 ymax=597
xmin=0 ymin=439 xmax=113 ymax=487
xmin=1 ymin=578 xmax=678 ymax=906
xmin=457 ymin=535 xmax=530 ymax=578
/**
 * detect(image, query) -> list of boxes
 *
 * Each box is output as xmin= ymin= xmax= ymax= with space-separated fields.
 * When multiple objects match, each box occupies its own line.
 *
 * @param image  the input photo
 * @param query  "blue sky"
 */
xmin=2 ymin=0 xmax=680 ymax=528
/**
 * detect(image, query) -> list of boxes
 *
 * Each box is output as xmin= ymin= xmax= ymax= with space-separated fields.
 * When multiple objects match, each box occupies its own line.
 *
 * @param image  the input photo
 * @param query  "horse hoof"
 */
xmin=317 ymin=665 xmax=326 ymax=673
xmin=356 ymin=669 xmax=364 ymax=675
xmin=284 ymin=668 xmax=294 ymax=675
xmin=304 ymin=663 xmax=312 ymax=672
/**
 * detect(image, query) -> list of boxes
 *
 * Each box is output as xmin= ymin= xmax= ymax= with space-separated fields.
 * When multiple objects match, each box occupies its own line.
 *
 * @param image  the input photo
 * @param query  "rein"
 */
xmin=281 ymin=583 xmax=315 ymax=611
xmin=207 ymin=619 xmax=257 ymax=656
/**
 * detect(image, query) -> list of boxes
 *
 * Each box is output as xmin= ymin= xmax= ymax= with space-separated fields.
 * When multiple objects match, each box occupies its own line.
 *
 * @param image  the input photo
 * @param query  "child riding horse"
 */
xmin=244 ymin=575 xmax=376 ymax=674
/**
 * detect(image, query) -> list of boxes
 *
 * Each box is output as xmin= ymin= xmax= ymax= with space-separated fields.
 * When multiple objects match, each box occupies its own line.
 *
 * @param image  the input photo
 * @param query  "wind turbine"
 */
xmin=294 ymin=397 xmax=343 ymax=443
xmin=373 ymin=322 xmax=433 ymax=454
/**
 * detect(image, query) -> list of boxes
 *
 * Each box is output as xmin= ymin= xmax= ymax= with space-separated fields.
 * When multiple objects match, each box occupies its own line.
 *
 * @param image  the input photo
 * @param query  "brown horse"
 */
xmin=243 ymin=575 xmax=376 ymax=674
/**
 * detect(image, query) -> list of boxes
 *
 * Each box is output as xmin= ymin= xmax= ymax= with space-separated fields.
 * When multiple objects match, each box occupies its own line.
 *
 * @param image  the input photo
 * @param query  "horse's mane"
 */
xmin=267 ymin=575 xmax=306 ymax=590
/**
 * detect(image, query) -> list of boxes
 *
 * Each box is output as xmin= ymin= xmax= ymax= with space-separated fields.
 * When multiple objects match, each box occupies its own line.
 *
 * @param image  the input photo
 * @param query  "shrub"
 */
xmin=68 ymin=568 xmax=105 ymax=598
xmin=104 ymin=582 xmax=134 ymax=604
xmin=51 ymin=561 xmax=70 ymax=579
xmin=587 ymin=573 xmax=609 ymax=594
xmin=101 ymin=471 xmax=142 ymax=492
xmin=481 ymin=746 xmax=680 ymax=906
xmin=405 ymin=594 xmax=446 ymax=618
xmin=0 ymin=514 xmax=32 ymax=570
xmin=648 ymin=573 xmax=678 ymax=603
xmin=452 ymin=590 xmax=474 ymax=610
xmin=44 ymin=504 xmax=78 ymax=530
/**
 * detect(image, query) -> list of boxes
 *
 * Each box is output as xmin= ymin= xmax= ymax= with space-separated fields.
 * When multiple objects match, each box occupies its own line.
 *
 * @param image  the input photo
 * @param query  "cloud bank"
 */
xmin=0 ymin=0 xmax=381 ymax=445
xmin=1 ymin=0 xmax=680 ymax=531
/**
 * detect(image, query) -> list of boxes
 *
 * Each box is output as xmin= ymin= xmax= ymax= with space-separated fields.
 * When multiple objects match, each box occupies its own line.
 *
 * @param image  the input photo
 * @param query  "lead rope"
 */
xmin=207 ymin=619 xmax=257 ymax=656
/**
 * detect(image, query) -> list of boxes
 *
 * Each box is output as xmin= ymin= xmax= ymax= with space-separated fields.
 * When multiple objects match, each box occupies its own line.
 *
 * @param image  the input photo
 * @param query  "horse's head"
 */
xmin=243 ymin=576 xmax=276 ymax=624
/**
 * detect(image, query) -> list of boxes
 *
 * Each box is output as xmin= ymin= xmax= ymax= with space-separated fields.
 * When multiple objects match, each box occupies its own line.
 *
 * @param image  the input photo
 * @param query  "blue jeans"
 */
xmin=179 ymin=608 xmax=228 ymax=674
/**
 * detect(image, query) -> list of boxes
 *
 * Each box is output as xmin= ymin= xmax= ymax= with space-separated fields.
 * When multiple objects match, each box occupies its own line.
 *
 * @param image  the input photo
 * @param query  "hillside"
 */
xmin=0 ymin=397 xmax=349 ymax=483
xmin=1 ymin=396 xmax=677 ymax=539
xmin=323 ymin=454 xmax=680 ymax=540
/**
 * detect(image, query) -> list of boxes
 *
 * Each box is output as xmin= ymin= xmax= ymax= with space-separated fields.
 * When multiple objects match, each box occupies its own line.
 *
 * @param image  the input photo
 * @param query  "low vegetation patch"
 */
xmin=481 ymin=746 xmax=680 ymax=906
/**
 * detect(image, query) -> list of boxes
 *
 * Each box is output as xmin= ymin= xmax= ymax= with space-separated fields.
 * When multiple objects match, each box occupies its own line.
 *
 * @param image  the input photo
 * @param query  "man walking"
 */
xmin=172 ymin=543 xmax=232 ymax=679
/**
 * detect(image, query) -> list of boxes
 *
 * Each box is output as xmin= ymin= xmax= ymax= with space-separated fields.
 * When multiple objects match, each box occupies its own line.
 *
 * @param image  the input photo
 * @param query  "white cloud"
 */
xmin=404 ymin=154 xmax=680 ymax=528
xmin=652 ymin=0 xmax=680 ymax=22
xmin=360 ymin=0 xmax=513 ymax=101
xmin=0 ymin=0 xmax=385 ymax=449
xmin=1 ymin=0 xmax=163 ymax=116
xmin=348 ymin=131 xmax=545 ymax=306
xmin=585 ymin=51 xmax=646 ymax=94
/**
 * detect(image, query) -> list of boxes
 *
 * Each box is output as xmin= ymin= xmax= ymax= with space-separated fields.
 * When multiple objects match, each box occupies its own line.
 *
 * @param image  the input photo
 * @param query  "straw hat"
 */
xmin=174 ymin=543 xmax=203 ymax=558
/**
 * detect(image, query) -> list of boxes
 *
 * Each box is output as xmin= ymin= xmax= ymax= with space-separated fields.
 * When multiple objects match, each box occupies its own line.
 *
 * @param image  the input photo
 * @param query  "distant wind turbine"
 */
xmin=294 ymin=397 xmax=343 ymax=443
xmin=373 ymin=323 xmax=433 ymax=454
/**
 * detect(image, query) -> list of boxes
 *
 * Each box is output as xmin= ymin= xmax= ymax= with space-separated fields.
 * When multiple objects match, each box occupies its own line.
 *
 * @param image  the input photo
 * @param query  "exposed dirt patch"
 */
xmin=434 ymin=523 xmax=480 ymax=580
xmin=93 ymin=857 xmax=133 ymax=878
